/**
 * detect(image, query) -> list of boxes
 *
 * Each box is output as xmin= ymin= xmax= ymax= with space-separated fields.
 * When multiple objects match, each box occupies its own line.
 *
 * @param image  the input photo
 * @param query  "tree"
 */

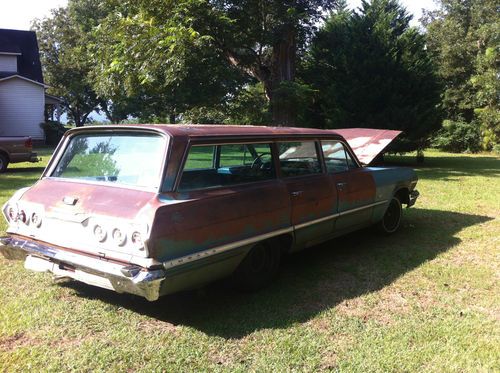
xmin=33 ymin=6 xmax=101 ymax=127
xmin=302 ymin=0 xmax=443 ymax=152
xmin=93 ymin=0 xmax=337 ymax=126
xmin=423 ymin=0 xmax=499 ymax=150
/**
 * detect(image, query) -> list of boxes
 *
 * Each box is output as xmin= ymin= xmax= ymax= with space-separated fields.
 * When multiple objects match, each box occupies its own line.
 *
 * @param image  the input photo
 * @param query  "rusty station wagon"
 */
xmin=1 ymin=125 xmax=418 ymax=301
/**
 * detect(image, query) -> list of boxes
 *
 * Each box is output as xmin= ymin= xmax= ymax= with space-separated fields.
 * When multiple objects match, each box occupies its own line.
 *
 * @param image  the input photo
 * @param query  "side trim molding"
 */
xmin=163 ymin=226 xmax=294 ymax=270
xmin=162 ymin=200 xmax=388 ymax=270
xmin=294 ymin=199 xmax=388 ymax=230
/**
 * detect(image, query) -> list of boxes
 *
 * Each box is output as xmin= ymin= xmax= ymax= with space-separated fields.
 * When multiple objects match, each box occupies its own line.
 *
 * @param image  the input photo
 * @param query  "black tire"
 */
xmin=0 ymin=153 xmax=8 ymax=173
xmin=378 ymin=197 xmax=402 ymax=234
xmin=234 ymin=241 xmax=281 ymax=291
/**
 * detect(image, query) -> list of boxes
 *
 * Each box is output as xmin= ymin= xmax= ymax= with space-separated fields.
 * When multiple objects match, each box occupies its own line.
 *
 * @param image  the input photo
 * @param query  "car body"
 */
xmin=0 ymin=136 xmax=39 ymax=172
xmin=0 ymin=125 xmax=418 ymax=301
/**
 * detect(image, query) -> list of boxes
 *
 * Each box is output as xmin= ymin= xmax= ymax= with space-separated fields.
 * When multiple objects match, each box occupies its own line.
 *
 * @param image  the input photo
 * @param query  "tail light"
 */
xmin=24 ymin=137 xmax=33 ymax=148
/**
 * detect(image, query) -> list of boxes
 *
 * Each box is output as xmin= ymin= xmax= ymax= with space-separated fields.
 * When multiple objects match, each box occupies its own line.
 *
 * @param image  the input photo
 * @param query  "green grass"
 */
xmin=0 ymin=149 xmax=499 ymax=372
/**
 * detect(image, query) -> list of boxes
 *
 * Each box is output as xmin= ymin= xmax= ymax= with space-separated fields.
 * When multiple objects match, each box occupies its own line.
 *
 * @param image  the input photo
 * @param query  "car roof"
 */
xmin=66 ymin=124 xmax=344 ymax=140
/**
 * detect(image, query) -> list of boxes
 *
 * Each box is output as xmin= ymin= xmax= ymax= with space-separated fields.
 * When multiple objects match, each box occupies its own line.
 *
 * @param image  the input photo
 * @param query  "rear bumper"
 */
xmin=0 ymin=236 xmax=165 ymax=301
xmin=408 ymin=189 xmax=419 ymax=207
xmin=9 ymin=152 xmax=40 ymax=163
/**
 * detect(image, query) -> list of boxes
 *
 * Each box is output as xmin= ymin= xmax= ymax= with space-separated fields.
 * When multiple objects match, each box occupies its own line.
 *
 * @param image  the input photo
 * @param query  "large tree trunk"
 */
xmin=265 ymin=27 xmax=297 ymax=127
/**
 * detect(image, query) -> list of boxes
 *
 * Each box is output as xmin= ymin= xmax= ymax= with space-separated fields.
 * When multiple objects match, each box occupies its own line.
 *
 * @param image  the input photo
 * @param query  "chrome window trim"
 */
xmin=43 ymin=128 xmax=171 ymax=192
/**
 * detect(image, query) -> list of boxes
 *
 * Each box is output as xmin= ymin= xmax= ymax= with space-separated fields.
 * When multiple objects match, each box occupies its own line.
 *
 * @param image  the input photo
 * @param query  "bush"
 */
xmin=432 ymin=119 xmax=482 ymax=153
xmin=40 ymin=121 xmax=68 ymax=146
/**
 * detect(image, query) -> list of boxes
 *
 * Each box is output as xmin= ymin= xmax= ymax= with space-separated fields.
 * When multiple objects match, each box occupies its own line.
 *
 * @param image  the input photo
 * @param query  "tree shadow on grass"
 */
xmin=62 ymin=208 xmax=492 ymax=339
xmin=4 ymin=167 xmax=46 ymax=174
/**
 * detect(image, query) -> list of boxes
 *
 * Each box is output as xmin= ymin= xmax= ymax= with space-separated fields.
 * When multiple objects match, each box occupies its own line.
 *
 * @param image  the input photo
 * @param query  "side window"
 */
xmin=183 ymin=145 xmax=215 ymax=170
xmin=178 ymin=143 xmax=275 ymax=191
xmin=321 ymin=140 xmax=357 ymax=173
xmin=278 ymin=141 xmax=322 ymax=177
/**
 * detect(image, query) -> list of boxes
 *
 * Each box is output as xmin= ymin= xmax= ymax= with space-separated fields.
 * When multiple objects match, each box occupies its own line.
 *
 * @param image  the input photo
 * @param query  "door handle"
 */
xmin=291 ymin=190 xmax=303 ymax=197
xmin=336 ymin=182 xmax=348 ymax=191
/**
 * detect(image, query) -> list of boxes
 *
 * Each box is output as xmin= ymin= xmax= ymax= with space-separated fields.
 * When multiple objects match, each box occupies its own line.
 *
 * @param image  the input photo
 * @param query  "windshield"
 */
xmin=51 ymin=132 xmax=166 ymax=189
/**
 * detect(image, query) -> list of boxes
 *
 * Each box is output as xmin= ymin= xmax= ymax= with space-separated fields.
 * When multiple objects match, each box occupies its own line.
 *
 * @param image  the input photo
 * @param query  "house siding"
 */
xmin=0 ymin=77 xmax=45 ymax=139
xmin=0 ymin=55 xmax=18 ymax=72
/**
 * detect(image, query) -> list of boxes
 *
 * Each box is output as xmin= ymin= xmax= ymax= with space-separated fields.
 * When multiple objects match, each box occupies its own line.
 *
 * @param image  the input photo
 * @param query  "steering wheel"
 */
xmin=251 ymin=152 xmax=271 ymax=170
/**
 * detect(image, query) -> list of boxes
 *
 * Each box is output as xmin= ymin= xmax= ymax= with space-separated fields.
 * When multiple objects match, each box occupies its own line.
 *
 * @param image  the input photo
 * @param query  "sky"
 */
xmin=1 ymin=0 xmax=438 ymax=31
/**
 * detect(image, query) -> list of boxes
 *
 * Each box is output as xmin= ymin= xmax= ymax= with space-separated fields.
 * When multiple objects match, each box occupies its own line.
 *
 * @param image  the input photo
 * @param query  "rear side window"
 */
xmin=278 ymin=141 xmax=322 ymax=177
xmin=178 ymin=143 xmax=275 ymax=191
xmin=321 ymin=140 xmax=357 ymax=173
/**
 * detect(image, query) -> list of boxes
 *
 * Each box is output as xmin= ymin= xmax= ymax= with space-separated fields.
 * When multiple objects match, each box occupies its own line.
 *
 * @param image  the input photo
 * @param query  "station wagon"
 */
xmin=1 ymin=125 xmax=419 ymax=300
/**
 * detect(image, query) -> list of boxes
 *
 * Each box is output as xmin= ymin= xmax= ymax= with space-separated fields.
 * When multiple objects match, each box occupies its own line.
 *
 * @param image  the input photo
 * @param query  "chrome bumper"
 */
xmin=408 ymin=189 xmax=419 ymax=207
xmin=0 ymin=236 xmax=165 ymax=301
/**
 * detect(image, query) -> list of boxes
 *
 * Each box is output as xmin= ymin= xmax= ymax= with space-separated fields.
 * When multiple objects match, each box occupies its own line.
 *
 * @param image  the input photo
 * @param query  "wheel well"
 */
xmin=394 ymin=188 xmax=410 ymax=205
xmin=267 ymin=233 xmax=293 ymax=255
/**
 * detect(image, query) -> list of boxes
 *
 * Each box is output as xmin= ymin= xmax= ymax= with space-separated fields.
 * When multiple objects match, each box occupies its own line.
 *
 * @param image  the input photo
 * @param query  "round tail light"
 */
xmin=7 ymin=206 xmax=18 ymax=222
xmin=112 ymin=228 xmax=126 ymax=246
xmin=94 ymin=225 xmax=107 ymax=242
xmin=131 ymin=232 xmax=143 ymax=248
xmin=31 ymin=212 xmax=42 ymax=228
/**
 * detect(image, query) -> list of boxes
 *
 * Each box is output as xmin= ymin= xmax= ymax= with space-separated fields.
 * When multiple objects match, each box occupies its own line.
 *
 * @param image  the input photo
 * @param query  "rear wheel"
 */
xmin=234 ymin=241 xmax=281 ymax=291
xmin=378 ymin=197 xmax=402 ymax=234
xmin=0 ymin=154 xmax=8 ymax=173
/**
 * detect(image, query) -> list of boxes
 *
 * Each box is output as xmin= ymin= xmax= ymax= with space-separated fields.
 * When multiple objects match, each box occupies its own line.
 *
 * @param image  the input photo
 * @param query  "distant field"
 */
xmin=0 ymin=149 xmax=499 ymax=372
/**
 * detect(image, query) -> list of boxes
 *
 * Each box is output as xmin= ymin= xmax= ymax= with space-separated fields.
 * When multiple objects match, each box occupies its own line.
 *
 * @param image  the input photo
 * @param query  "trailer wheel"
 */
xmin=235 ymin=241 xmax=281 ymax=291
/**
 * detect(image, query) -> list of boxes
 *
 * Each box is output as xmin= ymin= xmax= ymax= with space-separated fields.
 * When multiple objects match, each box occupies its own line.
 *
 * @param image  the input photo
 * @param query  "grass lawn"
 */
xmin=0 ymin=149 xmax=498 ymax=372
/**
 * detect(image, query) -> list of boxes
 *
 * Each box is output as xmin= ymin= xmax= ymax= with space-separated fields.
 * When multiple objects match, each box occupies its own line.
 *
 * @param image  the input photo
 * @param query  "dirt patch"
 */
xmin=0 ymin=332 xmax=37 ymax=351
xmin=136 ymin=318 xmax=180 ymax=336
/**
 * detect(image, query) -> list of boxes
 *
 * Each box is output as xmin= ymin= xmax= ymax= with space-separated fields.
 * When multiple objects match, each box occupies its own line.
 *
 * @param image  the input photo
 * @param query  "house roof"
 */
xmin=0 ymin=74 xmax=47 ymax=87
xmin=0 ymin=29 xmax=43 ymax=84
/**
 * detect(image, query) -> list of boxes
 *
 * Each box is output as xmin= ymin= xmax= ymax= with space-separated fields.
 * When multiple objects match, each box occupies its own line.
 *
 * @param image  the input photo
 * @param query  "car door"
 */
xmin=152 ymin=142 xmax=291 ymax=265
xmin=321 ymin=140 xmax=376 ymax=232
xmin=277 ymin=140 xmax=337 ymax=248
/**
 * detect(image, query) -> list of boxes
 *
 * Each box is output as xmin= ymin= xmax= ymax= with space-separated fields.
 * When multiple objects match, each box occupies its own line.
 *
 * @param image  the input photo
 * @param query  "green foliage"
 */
xmin=302 ymin=0 xmax=443 ymax=152
xmin=32 ymin=6 xmax=101 ymax=127
xmin=40 ymin=121 xmax=68 ymax=146
xmin=91 ymin=0 xmax=337 ymax=125
xmin=432 ymin=118 xmax=482 ymax=153
xmin=423 ymin=0 xmax=499 ymax=151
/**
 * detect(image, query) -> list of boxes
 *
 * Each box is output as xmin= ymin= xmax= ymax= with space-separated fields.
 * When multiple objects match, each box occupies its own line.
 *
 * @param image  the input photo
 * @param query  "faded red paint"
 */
xmin=22 ymin=179 xmax=159 ymax=221
xmin=334 ymin=128 xmax=401 ymax=165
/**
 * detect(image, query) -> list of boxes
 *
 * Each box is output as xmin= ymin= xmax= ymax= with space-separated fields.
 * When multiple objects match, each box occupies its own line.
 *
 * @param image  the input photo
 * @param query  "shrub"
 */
xmin=40 ymin=121 xmax=68 ymax=146
xmin=432 ymin=119 xmax=482 ymax=153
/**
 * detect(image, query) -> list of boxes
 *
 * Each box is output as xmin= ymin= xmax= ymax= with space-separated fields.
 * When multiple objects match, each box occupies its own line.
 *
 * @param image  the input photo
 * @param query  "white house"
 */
xmin=0 ymin=29 xmax=60 ymax=141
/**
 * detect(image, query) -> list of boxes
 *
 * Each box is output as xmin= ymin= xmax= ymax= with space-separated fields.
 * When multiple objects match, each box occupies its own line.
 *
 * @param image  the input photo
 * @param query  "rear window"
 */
xmin=51 ymin=132 xmax=166 ymax=189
